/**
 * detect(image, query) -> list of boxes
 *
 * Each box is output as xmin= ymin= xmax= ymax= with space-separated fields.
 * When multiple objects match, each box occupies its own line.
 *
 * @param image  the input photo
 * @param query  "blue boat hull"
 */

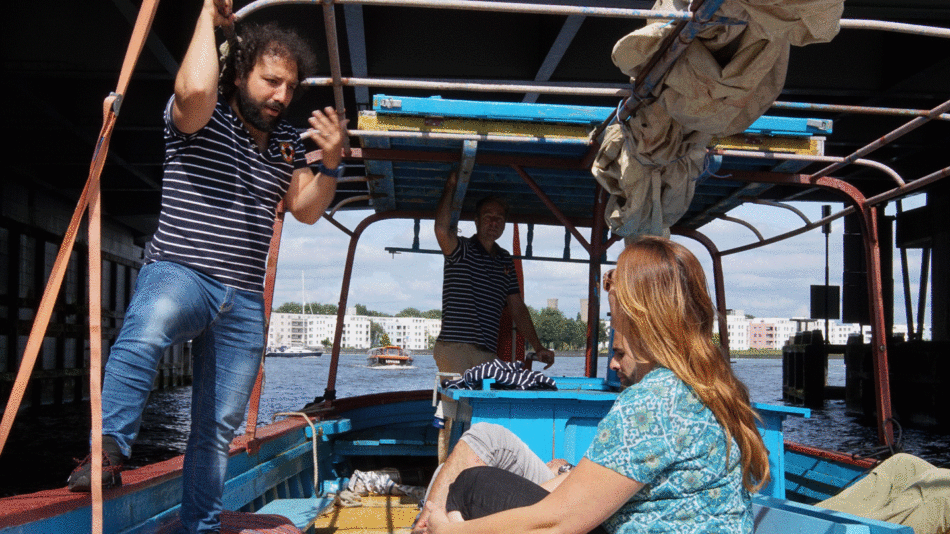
xmin=0 ymin=388 xmax=909 ymax=534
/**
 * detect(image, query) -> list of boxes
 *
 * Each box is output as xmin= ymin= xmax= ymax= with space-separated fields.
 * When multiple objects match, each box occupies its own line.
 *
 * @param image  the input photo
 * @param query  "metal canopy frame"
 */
xmin=225 ymin=0 xmax=950 ymax=449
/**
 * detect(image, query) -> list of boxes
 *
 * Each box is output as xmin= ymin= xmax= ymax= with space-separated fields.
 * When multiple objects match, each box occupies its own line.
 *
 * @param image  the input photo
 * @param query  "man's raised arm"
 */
xmin=435 ymin=171 xmax=460 ymax=256
xmin=172 ymin=0 xmax=231 ymax=134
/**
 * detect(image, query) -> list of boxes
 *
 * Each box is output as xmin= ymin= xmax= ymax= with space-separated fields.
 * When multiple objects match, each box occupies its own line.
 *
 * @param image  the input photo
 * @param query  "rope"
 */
xmin=335 ymin=489 xmax=363 ymax=508
xmin=0 ymin=1 xmax=161 ymax=533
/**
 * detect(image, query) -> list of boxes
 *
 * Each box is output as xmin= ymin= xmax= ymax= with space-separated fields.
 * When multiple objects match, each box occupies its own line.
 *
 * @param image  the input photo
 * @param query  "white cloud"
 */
xmin=269 ymin=199 xmax=928 ymax=328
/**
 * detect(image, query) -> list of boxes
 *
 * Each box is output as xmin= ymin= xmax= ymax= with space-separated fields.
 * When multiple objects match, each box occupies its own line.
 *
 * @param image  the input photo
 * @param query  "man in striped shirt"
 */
xmin=433 ymin=171 xmax=555 ymax=374
xmin=67 ymin=1 xmax=344 ymax=532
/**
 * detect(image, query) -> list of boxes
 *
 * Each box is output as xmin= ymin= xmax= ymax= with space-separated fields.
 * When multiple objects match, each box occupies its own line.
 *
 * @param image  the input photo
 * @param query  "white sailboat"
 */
xmin=266 ymin=272 xmax=323 ymax=357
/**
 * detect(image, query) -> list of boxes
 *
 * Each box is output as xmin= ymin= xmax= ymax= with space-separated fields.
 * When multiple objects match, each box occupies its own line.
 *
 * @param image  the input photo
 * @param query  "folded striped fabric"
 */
xmin=443 ymin=359 xmax=557 ymax=391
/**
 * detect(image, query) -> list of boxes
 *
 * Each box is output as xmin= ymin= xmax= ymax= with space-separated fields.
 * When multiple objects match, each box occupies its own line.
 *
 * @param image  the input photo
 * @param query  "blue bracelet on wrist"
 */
xmin=317 ymin=163 xmax=341 ymax=178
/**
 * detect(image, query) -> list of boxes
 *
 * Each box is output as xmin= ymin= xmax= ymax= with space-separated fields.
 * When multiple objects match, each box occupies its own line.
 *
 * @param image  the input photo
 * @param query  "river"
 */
xmin=2 ymin=354 xmax=947 ymax=497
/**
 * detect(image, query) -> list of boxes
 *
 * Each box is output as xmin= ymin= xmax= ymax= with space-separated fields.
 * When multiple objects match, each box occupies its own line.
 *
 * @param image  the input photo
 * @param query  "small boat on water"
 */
xmin=366 ymin=345 xmax=413 ymax=367
xmin=266 ymin=346 xmax=323 ymax=358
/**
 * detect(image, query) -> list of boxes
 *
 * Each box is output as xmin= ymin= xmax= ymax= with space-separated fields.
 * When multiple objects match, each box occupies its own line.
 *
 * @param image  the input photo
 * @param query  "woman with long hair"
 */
xmin=427 ymin=236 xmax=770 ymax=534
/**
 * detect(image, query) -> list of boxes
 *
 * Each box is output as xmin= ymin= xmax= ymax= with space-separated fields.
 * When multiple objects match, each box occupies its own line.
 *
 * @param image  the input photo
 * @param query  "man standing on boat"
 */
xmin=67 ymin=1 xmax=345 ymax=533
xmin=433 ymin=171 xmax=555 ymax=373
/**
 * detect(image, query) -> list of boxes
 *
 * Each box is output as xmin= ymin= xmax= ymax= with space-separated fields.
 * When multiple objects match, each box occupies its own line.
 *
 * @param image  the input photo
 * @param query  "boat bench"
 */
xmin=447 ymin=380 xmax=916 ymax=534
xmin=443 ymin=379 xmax=809 ymax=478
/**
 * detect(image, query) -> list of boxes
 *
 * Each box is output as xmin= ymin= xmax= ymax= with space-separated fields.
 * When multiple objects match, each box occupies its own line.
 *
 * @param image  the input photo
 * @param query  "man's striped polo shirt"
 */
xmin=439 ymin=236 xmax=520 ymax=353
xmin=144 ymin=96 xmax=307 ymax=293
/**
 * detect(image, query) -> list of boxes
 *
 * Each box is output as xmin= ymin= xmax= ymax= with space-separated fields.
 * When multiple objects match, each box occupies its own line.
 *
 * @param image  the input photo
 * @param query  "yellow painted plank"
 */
xmin=310 ymin=495 xmax=419 ymax=534
xmin=357 ymin=112 xmax=824 ymax=155
xmin=710 ymin=134 xmax=823 ymax=155
xmin=357 ymin=112 xmax=590 ymax=140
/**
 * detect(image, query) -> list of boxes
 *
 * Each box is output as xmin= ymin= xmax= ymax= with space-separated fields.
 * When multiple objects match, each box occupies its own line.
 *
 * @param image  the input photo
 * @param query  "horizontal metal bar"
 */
xmin=335 ymin=0 xmax=689 ymax=20
xmin=384 ymin=246 xmax=614 ymax=265
xmin=237 ymin=0 xmax=689 ymax=20
xmin=305 ymin=76 xmax=631 ymax=97
xmin=839 ymin=18 xmax=950 ymax=38
xmin=350 ymin=129 xmax=590 ymax=144
xmin=772 ymin=101 xmax=950 ymax=122
xmin=306 ymin=77 xmax=950 ymax=123
xmin=713 ymin=149 xmax=905 ymax=186
xmin=237 ymin=0 xmax=950 ymax=41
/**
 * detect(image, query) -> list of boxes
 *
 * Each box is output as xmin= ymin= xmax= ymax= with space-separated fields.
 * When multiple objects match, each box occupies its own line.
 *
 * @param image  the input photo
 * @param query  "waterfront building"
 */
xmin=749 ymin=317 xmax=800 ymax=350
xmin=725 ymin=310 xmax=751 ymax=351
xmin=267 ymin=312 xmax=440 ymax=351
xmin=372 ymin=316 xmax=441 ymax=351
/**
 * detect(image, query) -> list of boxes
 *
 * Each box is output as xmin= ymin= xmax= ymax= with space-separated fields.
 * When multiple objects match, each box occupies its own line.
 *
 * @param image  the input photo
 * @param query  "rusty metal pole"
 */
xmin=585 ymin=185 xmax=608 ymax=377
xmin=322 ymin=0 xmax=351 ymax=153
xmin=512 ymin=165 xmax=592 ymax=254
xmin=673 ymin=227 xmax=730 ymax=356
xmin=717 ymin=170 xmax=895 ymax=447
xmin=857 ymin=205 xmax=895 ymax=446
xmin=325 ymin=211 xmax=432 ymax=400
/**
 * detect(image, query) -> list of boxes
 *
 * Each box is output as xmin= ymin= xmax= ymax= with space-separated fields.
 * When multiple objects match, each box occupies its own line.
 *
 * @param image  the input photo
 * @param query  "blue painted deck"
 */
xmin=357 ymin=95 xmax=831 ymax=227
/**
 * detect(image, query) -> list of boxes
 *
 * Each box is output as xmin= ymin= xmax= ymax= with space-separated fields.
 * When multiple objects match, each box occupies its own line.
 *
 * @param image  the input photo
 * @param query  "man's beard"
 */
xmin=236 ymin=85 xmax=286 ymax=133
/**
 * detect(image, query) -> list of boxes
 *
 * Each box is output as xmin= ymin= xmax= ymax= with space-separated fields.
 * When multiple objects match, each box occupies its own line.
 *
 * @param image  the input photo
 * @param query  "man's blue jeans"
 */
xmin=101 ymin=261 xmax=265 ymax=533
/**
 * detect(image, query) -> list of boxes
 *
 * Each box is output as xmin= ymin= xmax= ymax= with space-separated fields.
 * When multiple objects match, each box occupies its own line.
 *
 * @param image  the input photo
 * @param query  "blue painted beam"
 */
xmin=371 ymin=95 xmax=833 ymax=136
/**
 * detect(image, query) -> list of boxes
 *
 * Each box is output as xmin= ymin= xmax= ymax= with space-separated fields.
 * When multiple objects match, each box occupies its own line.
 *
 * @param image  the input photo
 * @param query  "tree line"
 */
xmin=527 ymin=306 xmax=608 ymax=351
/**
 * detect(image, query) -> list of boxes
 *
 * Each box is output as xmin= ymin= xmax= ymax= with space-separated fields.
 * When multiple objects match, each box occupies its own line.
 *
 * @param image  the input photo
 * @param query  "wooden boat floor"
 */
xmin=310 ymin=495 xmax=418 ymax=534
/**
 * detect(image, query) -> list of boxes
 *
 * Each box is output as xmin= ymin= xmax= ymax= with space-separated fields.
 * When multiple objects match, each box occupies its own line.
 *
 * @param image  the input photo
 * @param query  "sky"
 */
xmin=270 ymin=194 xmax=931 ymax=326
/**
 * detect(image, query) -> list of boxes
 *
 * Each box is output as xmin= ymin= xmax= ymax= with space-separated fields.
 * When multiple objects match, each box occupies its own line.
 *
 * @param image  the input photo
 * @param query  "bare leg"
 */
xmin=413 ymin=440 xmax=486 ymax=533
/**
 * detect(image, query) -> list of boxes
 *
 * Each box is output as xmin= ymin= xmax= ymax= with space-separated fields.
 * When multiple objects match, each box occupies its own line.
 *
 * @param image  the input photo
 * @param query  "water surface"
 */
xmin=2 ymin=354 xmax=946 ymax=497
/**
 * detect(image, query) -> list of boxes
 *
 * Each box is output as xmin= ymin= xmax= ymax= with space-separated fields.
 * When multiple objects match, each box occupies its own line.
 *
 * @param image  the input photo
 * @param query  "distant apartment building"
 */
xmin=267 ymin=312 xmax=440 ymax=351
xmin=748 ymin=318 xmax=799 ymax=350
xmin=724 ymin=310 xmax=751 ymax=351
xmin=857 ymin=323 xmax=930 ymax=344
xmin=719 ymin=315 xmax=931 ymax=352
xmin=373 ymin=316 xmax=442 ymax=351
xmin=814 ymin=321 xmax=862 ymax=345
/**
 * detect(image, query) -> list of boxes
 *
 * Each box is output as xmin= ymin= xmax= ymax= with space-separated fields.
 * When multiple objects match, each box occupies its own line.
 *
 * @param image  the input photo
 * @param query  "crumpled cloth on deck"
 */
xmin=345 ymin=468 xmax=427 ymax=502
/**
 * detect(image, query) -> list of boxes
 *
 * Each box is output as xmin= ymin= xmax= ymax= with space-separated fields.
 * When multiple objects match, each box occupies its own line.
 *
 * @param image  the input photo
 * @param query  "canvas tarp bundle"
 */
xmin=592 ymin=0 xmax=843 ymax=238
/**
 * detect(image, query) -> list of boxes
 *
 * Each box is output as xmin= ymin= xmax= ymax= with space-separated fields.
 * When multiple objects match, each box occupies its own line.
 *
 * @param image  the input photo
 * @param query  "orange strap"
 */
xmin=245 ymin=203 xmax=287 ymax=448
xmin=0 ymin=1 xmax=161 ymax=532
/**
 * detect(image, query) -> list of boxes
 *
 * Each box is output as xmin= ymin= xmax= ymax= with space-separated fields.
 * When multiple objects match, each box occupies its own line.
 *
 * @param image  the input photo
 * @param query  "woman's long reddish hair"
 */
xmin=612 ymin=236 xmax=769 ymax=492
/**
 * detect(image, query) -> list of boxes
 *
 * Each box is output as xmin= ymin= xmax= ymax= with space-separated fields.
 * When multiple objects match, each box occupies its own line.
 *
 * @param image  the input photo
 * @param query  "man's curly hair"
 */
xmin=219 ymin=22 xmax=317 ymax=101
